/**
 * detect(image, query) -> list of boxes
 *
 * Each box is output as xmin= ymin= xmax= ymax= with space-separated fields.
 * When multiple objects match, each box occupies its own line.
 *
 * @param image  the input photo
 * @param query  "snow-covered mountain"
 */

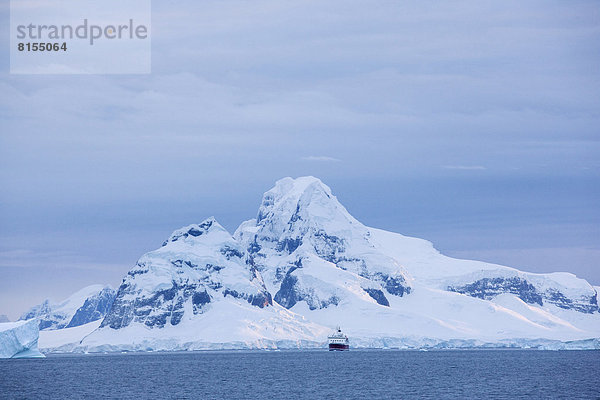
xmin=20 ymin=285 xmax=116 ymax=330
xmin=232 ymin=177 xmax=599 ymax=347
xmin=79 ymin=217 xmax=326 ymax=351
xmin=61 ymin=176 xmax=599 ymax=352
xmin=0 ymin=315 xmax=9 ymax=323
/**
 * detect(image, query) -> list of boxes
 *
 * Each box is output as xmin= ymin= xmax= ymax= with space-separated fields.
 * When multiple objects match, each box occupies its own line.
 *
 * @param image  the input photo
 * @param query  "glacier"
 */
xmin=0 ymin=320 xmax=44 ymax=358
xmin=34 ymin=176 xmax=600 ymax=353
xmin=39 ymin=320 xmax=102 ymax=353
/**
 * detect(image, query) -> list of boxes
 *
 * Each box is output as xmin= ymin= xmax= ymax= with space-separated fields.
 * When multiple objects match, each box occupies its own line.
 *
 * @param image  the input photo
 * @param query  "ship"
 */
xmin=328 ymin=326 xmax=349 ymax=351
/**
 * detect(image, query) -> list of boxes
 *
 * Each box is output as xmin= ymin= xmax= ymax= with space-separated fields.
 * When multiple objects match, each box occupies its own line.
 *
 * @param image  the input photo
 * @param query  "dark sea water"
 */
xmin=1 ymin=350 xmax=599 ymax=399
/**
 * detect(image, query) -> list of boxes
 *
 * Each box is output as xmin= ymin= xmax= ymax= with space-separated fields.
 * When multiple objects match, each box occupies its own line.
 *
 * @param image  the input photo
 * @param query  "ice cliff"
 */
xmin=0 ymin=320 xmax=44 ymax=358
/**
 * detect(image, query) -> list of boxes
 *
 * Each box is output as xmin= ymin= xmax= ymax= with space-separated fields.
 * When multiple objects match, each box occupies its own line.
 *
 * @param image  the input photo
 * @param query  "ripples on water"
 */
xmin=1 ymin=350 xmax=598 ymax=399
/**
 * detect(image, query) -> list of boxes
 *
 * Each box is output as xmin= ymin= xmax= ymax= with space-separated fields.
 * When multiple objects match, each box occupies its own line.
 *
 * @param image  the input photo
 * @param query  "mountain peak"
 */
xmin=254 ymin=176 xmax=361 ymax=239
xmin=163 ymin=217 xmax=229 ymax=246
xmin=272 ymin=176 xmax=332 ymax=197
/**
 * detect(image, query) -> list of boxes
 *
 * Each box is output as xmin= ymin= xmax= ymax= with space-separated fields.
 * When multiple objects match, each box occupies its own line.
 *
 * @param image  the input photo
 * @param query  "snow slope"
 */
xmin=45 ymin=176 xmax=599 ymax=352
xmin=39 ymin=320 xmax=102 ymax=353
xmin=0 ymin=320 xmax=44 ymax=358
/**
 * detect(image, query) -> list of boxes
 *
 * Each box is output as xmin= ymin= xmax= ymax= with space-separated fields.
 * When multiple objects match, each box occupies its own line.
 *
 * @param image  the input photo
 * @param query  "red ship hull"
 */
xmin=328 ymin=343 xmax=349 ymax=351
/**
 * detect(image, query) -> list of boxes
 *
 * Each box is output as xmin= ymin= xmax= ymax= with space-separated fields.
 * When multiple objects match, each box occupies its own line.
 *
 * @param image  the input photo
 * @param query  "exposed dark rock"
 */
xmin=544 ymin=288 xmax=599 ymax=314
xmin=363 ymin=288 xmax=390 ymax=306
xmin=204 ymin=263 xmax=224 ymax=272
xmin=334 ymin=256 xmax=363 ymax=271
xmin=164 ymin=219 xmax=215 ymax=246
xmin=247 ymin=238 xmax=261 ymax=254
xmin=312 ymin=230 xmax=345 ymax=262
xmin=317 ymin=296 xmax=340 ymax=310
xmin=101 ymin=281 xmax=213 ymax=329
xmin=274 ymin=268 xmax=339 ymax=310
xmin=248 ymin=292 xmax=272 ymax=308
xmin=220 ymin=246 xmax=244 ymax=260
xmin=383 ymin=275 xmax=411 ymax=297
xmin=277 ymin=237 xmax=302 ymax=253
xmin=445 ymin=276 xmax=599 ymax=312
xmin=223 ymin=288 xmax=272 ymax=308
xmin=274 ymin=275 xmax=299 ymax=309
xmin=192 ymin=290 xmax=211 ymax=314
xmin=362 ymin=272 xmax=411 ymax=297
xmin=275 ymin=259 xmax=302 ymax=283
xmin=187 ymin=227 xmax=203 ymax=237
xmin=127 ymin=262 xmax=148 ymax=277
xmin=448 ymin=277 xmax=543 ymax=306
xmin=66 ymin=287 xmax=116 ymax=328
xmin=289 ymin=203 xmax=303 ymax=224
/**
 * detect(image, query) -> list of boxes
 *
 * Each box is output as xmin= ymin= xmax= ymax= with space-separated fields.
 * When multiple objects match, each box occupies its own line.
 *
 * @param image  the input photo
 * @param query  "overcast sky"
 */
xmin=1 ymin=0 xmax=599 ymax=319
